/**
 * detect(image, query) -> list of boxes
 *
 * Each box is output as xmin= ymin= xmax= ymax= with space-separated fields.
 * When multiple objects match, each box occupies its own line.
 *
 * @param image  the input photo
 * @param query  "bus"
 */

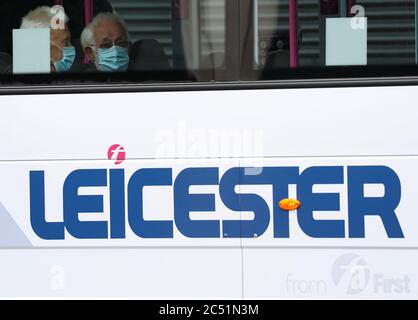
xmin=0 ymin=0 xmax=417 ymax=299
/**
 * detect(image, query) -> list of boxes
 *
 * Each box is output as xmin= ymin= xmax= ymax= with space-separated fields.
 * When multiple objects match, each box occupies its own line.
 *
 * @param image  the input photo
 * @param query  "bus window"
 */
xmin=0 ymin=0 xmax=418 ymax=85
xmin=113 ymin=0 xmax=229 ymax=80
xmin=0 ymin=0 xmax=233 ymax=82
xmin=247 ymin=0 xmax=417 ymax=80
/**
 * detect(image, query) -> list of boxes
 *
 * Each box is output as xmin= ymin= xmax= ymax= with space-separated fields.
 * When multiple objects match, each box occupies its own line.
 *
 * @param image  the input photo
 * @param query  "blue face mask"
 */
xmin=96 ymin=46 xmax=129 ymax=72
xmin=52 ymin=46 xmax=76 ymax=73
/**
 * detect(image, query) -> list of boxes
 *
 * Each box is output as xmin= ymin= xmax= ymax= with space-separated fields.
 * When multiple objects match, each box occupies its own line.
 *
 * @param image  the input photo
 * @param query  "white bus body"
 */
xmin=0 ymin=85 xmax=417 ymax=298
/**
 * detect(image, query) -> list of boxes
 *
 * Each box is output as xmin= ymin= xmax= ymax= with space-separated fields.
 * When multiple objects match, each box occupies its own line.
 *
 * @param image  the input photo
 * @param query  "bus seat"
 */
xmin=0 ymin=52 xmax=12 ymax=74
xmin=264 ymin=50 xmax=290 ymax=69
xmin=128 ymin=39 xmax=171 ymax=71
xmin=69 ymin=39 xmax=88 ymax=72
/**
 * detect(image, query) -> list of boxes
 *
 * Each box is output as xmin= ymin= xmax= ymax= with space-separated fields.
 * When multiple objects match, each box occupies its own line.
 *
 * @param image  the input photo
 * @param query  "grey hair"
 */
xmin=81 ymin=13 xmax=129 ymax=51
xmin=21 ymin=6 xmax=69 ymax=29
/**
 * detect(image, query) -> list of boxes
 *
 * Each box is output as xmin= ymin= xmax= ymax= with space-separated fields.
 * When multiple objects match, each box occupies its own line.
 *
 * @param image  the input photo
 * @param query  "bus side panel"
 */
xmin=0 ymin=86 xmax=417 ymax=297
xmin=0 ymin=86 xmax=417 ymax=161
xmin=0 ymin=249 xmax=243 ymax=298
xmin=243 ymin=249 xmax=417 ymax=299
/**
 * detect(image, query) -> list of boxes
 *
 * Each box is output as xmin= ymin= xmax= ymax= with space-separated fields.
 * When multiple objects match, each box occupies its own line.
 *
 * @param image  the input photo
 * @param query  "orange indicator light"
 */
xmin=279 ymin=198 xmax=301 ymax=211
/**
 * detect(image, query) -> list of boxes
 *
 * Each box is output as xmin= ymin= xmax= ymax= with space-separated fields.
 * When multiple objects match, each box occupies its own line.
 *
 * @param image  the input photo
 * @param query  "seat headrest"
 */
xmin=265 ymin=50 xmax=290 ymax=69
xmin=0 ymin=52 xmax=13 ymax=74
xmin=129 ymin=39 xmax=171 ymax=71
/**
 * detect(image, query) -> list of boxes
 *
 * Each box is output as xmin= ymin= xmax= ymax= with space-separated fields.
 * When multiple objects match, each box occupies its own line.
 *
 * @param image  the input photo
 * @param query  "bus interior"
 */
xmin=0 ymin=0 xmax=417 ymax=87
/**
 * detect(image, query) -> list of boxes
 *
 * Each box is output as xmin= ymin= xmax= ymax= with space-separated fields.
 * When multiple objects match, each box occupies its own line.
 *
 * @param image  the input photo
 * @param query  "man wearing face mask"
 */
xmin=20 ymin=6 xmax=75 ymax=73
xmin=81 ymin=13 xmax=130 ymax=72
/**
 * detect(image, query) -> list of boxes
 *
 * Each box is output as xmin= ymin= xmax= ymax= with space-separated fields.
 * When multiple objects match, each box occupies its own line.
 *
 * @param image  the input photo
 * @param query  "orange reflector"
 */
xmin=279 ymin=198 xmax=301 ymax=211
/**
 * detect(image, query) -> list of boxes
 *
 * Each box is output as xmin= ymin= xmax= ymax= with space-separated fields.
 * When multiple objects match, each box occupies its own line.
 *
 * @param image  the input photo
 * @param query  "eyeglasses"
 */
xmin=91 ymin=40 xmax=131 ymax=49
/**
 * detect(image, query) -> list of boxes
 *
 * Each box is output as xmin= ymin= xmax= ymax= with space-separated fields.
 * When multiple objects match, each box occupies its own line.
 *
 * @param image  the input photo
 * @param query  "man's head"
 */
xmin=20 ymin=6 xmax=74 ymax=73
xmin=81 ymin=13 xmax=130 ymax=72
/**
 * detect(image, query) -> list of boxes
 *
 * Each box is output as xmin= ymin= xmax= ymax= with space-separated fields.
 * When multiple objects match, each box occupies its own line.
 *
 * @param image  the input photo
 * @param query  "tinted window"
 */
xmin=0 ymin=0 xmax=417 ymax=86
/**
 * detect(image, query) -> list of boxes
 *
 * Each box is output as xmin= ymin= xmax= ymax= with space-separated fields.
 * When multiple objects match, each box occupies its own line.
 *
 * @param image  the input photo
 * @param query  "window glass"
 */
xmin=0 ymin=0 xmax=228 ymax=82
xmin=254 ymin=0 xmax=416 ymax=70
xmin=200 ymin=0 xmax=226 ymax=69
xmin=112 ymin=0 xmax=174 ymax=65
xmin=0 ymin=0 xmax=417 ymax=86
